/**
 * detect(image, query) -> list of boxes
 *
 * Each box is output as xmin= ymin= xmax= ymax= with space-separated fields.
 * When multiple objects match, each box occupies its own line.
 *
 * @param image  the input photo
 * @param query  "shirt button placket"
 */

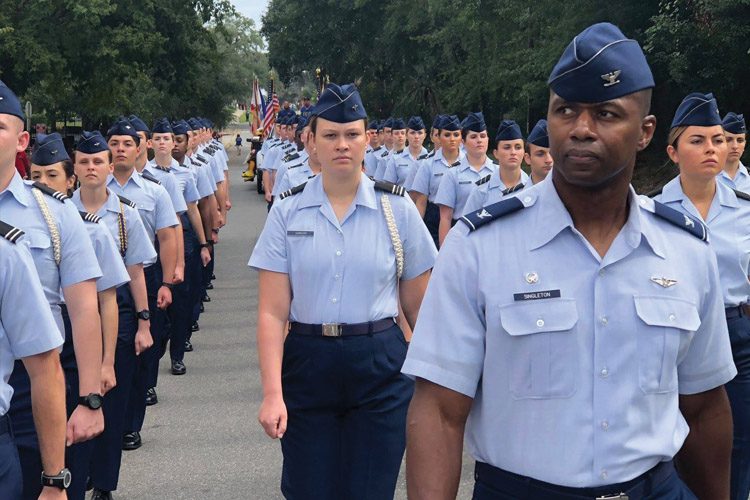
xmin=332 ymin=228 xmax=344 ymax=310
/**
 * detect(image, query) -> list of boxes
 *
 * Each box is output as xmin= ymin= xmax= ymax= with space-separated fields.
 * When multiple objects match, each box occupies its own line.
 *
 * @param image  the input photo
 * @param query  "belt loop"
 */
xmin=522 ymin=474 xmax=532 ymax=499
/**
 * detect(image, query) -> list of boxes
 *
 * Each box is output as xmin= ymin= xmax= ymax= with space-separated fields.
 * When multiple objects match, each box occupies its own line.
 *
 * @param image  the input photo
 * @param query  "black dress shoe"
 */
xmin=122 ymin=431 xmax=141 ymax=451
xmin=91 ymin=489 xmax=113 ymax=500
xmin=206 ymin=282 xmax=214 ymax=290
xmin=171 ymin=359 xmax=186 ymax=375
xmin=184 ymin=340 xmax=194 ymax=352
xmin=145 ymin=387 xmax=158 ymax=406
xmin=202 ymin=293 xmax=211 ymax=302
xmin=199 ymin=303 xmax=204 ymax=313
xmin=211 ymin=273 xmax=216 ymax=280
xmin=191 ymin=322 xmax=200 ymax=332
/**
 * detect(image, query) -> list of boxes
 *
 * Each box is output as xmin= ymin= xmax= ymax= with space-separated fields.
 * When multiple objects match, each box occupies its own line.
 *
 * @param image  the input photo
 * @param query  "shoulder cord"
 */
xmin=31 ymin=187 xmax=61 ymax=266
xmin=117 ymin=202 xmax=128 ymax=258
xmin=381 ymin=193 xmax=403 ymax=279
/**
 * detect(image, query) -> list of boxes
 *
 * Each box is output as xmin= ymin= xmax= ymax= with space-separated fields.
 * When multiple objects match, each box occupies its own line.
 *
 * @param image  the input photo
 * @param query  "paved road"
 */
xmin=115 ymin=139 xmax=475 ymax=499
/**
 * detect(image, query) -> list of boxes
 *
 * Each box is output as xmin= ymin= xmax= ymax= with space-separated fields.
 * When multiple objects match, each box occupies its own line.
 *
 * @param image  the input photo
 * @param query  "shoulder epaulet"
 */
xmin=734 ymin=189 xmax=750 ymax=202
xmin=279 ymin=182 xmax=308 ymax=200
xmin=417 ymin=153 xmax=429 ymax=160
xmin=196 ymin=154 xmax=207 ymax=163
xmin=374 ymin=181 xmax=405 ymax=197
xmin=502 ymin=183 xmax=525 ymax=196
xmin=449 ymin=160 xmax=461 ymax=168
xmin=79 ymin=211 xmax=102 ymax=223
xmin=204 ymin=149 xmax=215 ymax=156
xmin=492 ymin=159 xmax=499 ymax=165
xmin=652 ymin=200 xmax=708 ymax=241
xmin=140 ymin=172 xmax=162 ymax=185
xmin=373 ymin=146 xmax=382 ymax=152
xmin=31 ymin=182 xmax=68 ymax=202
xmin=287 ymin=162 xmax=304 ymax=170
xmin=154 ymin=164 xmax=170 ymax=173
xmin=395 ymin=149 xmax=404 ymax=155
xmin=381 ymin=150 xmax=390 ymax=157
xmin=476 ymin=174 xmax=492 ymax=186
xmin=117 ymin=195 xmax=137 ymax=208
xmin=646 ymin=187 xmax=662 ymax=198
xmin=427 ymin=150 xmax=436 ymax=158
xmin=0 ymin=220 xmax=24 ymax=243
xmin=460 ymin=196 xmax=526 ymax=231
xmin=283 ymin=152 xmax=300 ymax=163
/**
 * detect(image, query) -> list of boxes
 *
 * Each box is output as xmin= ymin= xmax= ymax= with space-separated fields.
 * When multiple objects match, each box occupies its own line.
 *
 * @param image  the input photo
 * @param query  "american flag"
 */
xmin=262 ymin=77 xmax=279 ymax=138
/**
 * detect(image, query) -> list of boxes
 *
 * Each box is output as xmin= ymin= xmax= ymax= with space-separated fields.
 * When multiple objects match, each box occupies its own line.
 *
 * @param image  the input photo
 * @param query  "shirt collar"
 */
xmin=662 ymin=175 xmax=738 ymax=209
xmin=2 ymin=171 xmax=32 ymax=207
xmin=459 ymin=156 xmax=495 ymax=173
xmin=108 ymin=169 xmax=144 ymax=189
xmin=298 ymin=172 xmax=378 ymax=211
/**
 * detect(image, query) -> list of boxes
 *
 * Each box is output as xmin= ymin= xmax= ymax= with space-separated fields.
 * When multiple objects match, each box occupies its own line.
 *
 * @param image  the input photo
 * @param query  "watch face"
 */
xmin=138 ymin=310 xmax=151 ymax=320
xmin=63 ymin=469 xmax=72 ymax=488
xmin=88 ymin=394 xmax=103 ymax=410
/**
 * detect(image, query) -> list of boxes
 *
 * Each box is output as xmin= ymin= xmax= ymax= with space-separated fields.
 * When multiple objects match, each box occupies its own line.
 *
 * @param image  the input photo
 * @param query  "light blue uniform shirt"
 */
xmin=656 ymin=176 xmax=750 ymax=307
xmin=404 ymin=150 xmax=436 ymax=190
xmin=0 ymin=236 xmax=63 ymax=415
xmin=272 ymin=159 xmax=312 ymax=197
xmin=273 ymin=149 xmax=309 ymax=197
xmin=188 ymin=155 xmax=217 ymax=193
xmin=434 ymin=157 xmax=496 ymax=218
xmin=0 ymin=173 xmax=102 ymax=334
xmin=143 ymin=161 xmax=188 ymax=214
xmin=199 ymin=146 xmax=225 ymax=183
xmin=71 ymin=190 xmax=157 ymax=267
xmin=383 ymin=147 xmax=428 ymax=187
xmin=403 ymin=178 xmax=736 ymax=487
xmin=259 ymin=137 xmax=279 ymax=160
xmin=373 ymin=148 xmax=394 ymax=181
xmin=184 ymin=158 xmax=214 ymax=199
xmin=364 ymin=146 xmax=384 ymax=177
xmin=462 ymin=168 xmax=532 ymax=216
xmin=82 ymin=218 xmax=130 ymax=292
xmin=409 ymin=149 xmax=465 ymax=202
xmin=269 ymin=143 xmax=298 ymax=174
xmin=261 ymin=141 xmax=291 ymax=172
xmin=717 ymin=162 xmax=750 ymax=193
xmin=106 ymin=170 xmax=178 ymax=267
xmin=151 ymin=158 xmax=201 ymax=204
xmin=249 ymin=173 xmax=437 ymax=323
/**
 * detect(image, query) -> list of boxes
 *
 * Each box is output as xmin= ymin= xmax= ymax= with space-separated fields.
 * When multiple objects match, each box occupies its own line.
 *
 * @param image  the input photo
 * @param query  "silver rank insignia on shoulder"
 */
xmin=477 ymin=209 xmax=491 ymax=219
xmin=601 ymin=70 xmax=621 ymax=87
xmin=651 ymin=277 xmax=677 ymax=288
xmin=525 ymin=272 xmax=539 ymax=284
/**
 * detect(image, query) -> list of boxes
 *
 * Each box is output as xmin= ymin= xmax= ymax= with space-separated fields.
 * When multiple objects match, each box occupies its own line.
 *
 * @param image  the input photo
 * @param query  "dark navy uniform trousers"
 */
xmin=424 ymin=201 xmax=440 ymax=249
xmin=724 ymin=307 xmax=750 ymax=500
xmin=472 ymin=461 xmax=697 ymax=500
xmin=0 ymin=415 xmax=22 ymax=500
xmin=279 ymin=324 xmax=413 ymax=500
xmin=169 ymin=213 xmax=198 ymax=362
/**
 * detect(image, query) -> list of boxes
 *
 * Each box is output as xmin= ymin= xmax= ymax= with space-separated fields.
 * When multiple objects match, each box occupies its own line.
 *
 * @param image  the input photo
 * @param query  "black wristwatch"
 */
xmin=41 ymin=468 xmax=71 ymax=490
xmin=137 ymin=309 xmax=150 ymax=321
xmin=161 ymin=282 xmax=174 ymax=291
xmin=200 ymin=242 xmax=211 ymax=248
xmin=211 ymin=228 xmax=220 ymax=234
xmin=79 ymin=393 xmax=103 ymax=410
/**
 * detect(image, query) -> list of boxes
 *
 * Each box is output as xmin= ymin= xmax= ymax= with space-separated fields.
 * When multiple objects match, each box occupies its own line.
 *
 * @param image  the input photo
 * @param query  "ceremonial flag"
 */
xmin=263 ymin=77 xmax=279 ymax=137
xmin=250 ymin=78 xmax=263 ymax=134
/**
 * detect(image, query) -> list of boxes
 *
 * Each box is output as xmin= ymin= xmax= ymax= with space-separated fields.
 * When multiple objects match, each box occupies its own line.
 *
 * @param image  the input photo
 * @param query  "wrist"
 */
xmin=102 ymin=357 xmax=115 ymax=367
xmin=161 ymin=282 xmax=174 ymax=291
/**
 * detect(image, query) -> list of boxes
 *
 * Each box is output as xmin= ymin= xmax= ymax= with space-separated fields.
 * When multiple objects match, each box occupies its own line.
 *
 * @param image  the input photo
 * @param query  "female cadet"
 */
xmin=409 ymin=115 xmax=464 ymax=248
xmin=71 ymin=131 xmax=157 ymax=500
xmin=434 ymin=112 xmax=496 ymax=245
xmin=29 ymin=133 xmax=132 ymax=500
xmin=718 ymin=113 xmax=750 ymax=192
xmin=249 ymin=83 xmax=436 ymax=500
xmin=653 ymin=93 xmax=750 ymax=500
xmin=462 ymin=119 xmax=531 ymax=216
xmin=383 ymin=116 xmax=428 ymax=188
xmin=374 ymin=118 xmax=405 ymax=181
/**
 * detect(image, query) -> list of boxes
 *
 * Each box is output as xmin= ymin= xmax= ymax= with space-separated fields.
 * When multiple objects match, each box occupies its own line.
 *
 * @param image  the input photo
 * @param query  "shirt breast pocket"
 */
xmin=634 ymin=295 xmax=700 ymax=394
xmin=24 ymin=230 xmax=54 ymax=267
xmin=499 ymin=298 xmax=579 ymax=399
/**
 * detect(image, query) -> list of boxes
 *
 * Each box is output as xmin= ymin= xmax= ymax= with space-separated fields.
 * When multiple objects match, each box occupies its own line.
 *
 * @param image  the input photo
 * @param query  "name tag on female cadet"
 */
xmin=287 ymin=230 xmax=314 ymax=236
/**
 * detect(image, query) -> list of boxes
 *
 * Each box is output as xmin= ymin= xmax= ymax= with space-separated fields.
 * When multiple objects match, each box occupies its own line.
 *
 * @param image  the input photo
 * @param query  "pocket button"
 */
xmin=536 ymin=319 xmax=545 ymax=328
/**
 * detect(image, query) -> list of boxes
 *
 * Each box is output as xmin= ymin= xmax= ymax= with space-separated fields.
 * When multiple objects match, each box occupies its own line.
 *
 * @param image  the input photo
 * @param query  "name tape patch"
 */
xmin=287 ymin=230 xmax=314 ymax=236
xmin=513 ymin=289 xmax=561 ymax=301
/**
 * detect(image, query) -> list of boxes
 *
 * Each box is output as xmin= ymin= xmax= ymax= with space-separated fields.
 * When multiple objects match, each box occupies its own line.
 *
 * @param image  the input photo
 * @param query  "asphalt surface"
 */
xmin=115 ymin=135 xmax=476 ymax=499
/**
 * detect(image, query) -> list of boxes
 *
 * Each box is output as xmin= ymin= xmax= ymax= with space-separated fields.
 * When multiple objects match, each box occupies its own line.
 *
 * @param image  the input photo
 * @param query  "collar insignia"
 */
xmin=651 ymin=277 xmax=677 ymax=288
xmin=601 ymin=70 xmax=621 ymax=87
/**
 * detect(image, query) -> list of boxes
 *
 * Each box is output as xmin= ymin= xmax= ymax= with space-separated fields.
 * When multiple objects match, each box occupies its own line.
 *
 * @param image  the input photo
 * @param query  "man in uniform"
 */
xmin=524 ymin=119 xmax=553 ymax=185
xmin=364 ymin=120 xmax=383 ymax=177
xmin=404 ymin=22 xmax=736 ymax=500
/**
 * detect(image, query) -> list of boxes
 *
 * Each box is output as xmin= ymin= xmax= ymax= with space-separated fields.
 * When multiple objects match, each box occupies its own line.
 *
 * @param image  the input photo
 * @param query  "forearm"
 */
xmin=257 ymin=312 xmax=286 ymax=398
xmin=198 ymin=198 xmax=213 ymax=238
xmin=414 ymin=194 xmax=427 ymax=218
xmin=677 ymin=388 xmax=733 ymax=499
xmin=175 ymin=219 xmax=185 ymax=269
xmin=215 ymin=183 xmax=226 ymax=217
xmin=263 ymin=172 xmax=273 ymax=196
xmin=26 ymin=351 xmax=66 ymax=475
xmin=64 ymin=282 xmax=102 ymax=395
xmin=157 ymin=228 xmax=177 ymax=284
xmin=187 ymin=202 xmax=208 ymax=244
xmin=98 ymin=288 xmax=118 ymax=366
xmin=126 ymin=264 xmax=149 ymax=311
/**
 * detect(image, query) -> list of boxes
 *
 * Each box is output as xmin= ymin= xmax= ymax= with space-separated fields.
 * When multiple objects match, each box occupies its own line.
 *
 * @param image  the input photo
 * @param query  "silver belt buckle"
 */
xmin=596 ymin=494 xmax=628 ymax=500
xmin=322 ymin=323 xmax=343 ymax=337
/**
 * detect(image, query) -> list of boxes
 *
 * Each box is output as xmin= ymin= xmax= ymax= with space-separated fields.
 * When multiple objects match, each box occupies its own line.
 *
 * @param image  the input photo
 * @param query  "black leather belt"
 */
xmin=726 ymin=305 xmax=745 ymax=320
xmin=0 ymin=414 xmax=11 ymax=436
xmin=289 ymin=318 xmax=396 ymax=337
xmin=474 ymin=460 xmax=674 ymax=500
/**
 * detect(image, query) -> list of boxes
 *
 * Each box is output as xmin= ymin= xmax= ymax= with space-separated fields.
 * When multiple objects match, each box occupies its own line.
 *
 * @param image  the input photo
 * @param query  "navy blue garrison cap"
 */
xmin=670 ymin=93 xmax=721 ymax=129
xmin=407 ymin=116 xmax=425 ymax=131
xmin=171 ymin=120 xmax=190 ymax=137
xmin=382 ymin=117 xmax=394 ymax=129
xmin=391 ymin=118 xmax=406 ymax=131
xmin=77 ymin=131 xmax=109 ymax=154
xmin=462 ymin=112 xmax=487 ymax=133
xmin=495 ymin=120 xmax=523 ymax=142
xmin=0 ymin=80 xmax=24 ymax=121
xmin=188 ymin=117 xmax=203 ymax=130
xmin=723 ymin=112 xmax=746 ymax=135
xmin=368 ymin=120 xmax=379 ymax=130
xmin=31 ymin=133 xmax=70 ymax=165
xmin=152 ymin=118 xmax=173 ymax=134
xmin=107 ymin=117 xmax=141 ymax=144
xmin=548 ymin=22 xmax=654 ymax=104
xmin=440 ymin=115 xmax=461 ymax=132
xmin=296 ymin=115 xmax=308 ymax=132
xmin=313 ymin=83 xmax=367 ymax=123
xmin=288 ymin=114 xmax=299 ymax=125
xmin=128 ymin=114 xmax=150 ymax=133
xmin=432 ymin=114 xmax=443 ymax=130
xmin=527 ymin=119 xmax=549 ymax=148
